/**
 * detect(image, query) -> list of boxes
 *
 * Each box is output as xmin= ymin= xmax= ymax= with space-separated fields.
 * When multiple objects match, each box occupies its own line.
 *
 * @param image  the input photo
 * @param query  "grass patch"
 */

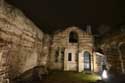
xmin=74 ymin=72 xmax=101 ymax=82
xmin=46 ymin=70 xmax=101 ymax=83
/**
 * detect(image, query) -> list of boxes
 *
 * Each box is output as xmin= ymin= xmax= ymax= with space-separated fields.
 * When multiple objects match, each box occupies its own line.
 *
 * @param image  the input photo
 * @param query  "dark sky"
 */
xmin=5 ymin=0 xmax=125 ymax=34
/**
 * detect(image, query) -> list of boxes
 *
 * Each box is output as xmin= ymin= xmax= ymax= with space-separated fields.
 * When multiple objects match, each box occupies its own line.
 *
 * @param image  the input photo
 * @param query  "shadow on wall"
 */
xmin=13 ymin=65 xmax=48 ymax=83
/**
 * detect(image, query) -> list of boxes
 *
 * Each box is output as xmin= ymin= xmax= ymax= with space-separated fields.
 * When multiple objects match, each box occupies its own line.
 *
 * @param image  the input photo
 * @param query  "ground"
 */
xmin=42 ymin=71 xmax=101 ymax=83
xmin=16 ymin=70 xmax=101 ymax=83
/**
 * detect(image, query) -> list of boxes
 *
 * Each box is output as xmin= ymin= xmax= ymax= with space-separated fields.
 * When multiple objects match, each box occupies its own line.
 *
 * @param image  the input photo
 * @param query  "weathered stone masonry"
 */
xmin=49 ymin=27 xmax=98 ymax=72
xmin=100 ymin=33 xmax=125 ymax=73
xmin=0 ymin=1 xmax=108 ymax=83
xmin=0 ymin=2 xmax=48 ymax=82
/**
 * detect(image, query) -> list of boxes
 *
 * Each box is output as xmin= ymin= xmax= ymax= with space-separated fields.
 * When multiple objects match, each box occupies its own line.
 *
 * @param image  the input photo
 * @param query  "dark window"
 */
xmin=69 ymin=31 xmax=78 ymax=43
xmin=68 ymin=53 xmax=72 ymax=61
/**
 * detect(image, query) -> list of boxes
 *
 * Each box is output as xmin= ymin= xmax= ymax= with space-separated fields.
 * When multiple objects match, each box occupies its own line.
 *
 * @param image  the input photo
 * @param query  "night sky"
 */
xmin=5 ymin=0 xmax=125 ymax=35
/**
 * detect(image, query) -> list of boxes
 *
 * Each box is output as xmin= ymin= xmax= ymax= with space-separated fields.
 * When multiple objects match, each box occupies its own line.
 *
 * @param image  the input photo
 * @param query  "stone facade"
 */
xmin=49 ymin=26 xmax=98 ymax=72
xmin=0 ymin=2 xmax=50 ymax=82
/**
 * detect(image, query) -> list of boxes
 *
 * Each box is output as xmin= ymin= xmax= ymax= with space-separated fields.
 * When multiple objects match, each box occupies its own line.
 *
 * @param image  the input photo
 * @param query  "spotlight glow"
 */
xmin=102 ymin=70 xmax=108 ymax=79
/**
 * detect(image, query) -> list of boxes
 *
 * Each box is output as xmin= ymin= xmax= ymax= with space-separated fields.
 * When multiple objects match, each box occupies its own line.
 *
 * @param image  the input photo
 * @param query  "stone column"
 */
xmin=117 ymin=46 xmax=124 ymax=73
xmin=90 ymin=54 xmax=94 ymax=71
xmin=0 ymin=45 xmax=10 ymax=83
xmin=58 ymin=47 xmax=61 ymax=62
xmin=64 ymin=49 xmax=67 ymax=71
xmin=91 ymin=53 xmax=94 ymax=72
xmin=78 ymin=52 xmax=83 ymax=72
xmin=78 ymin=53 xmax=81 ymax=72
xmin=93 ymin=52 xmax=97 ymax=72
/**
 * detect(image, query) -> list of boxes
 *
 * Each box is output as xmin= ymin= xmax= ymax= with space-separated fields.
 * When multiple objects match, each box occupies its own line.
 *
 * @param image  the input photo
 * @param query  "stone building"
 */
xmin=49 ymin=26 xmax=98 ymax=72
xmin=0 ymin=1 xmax=106 ymax=83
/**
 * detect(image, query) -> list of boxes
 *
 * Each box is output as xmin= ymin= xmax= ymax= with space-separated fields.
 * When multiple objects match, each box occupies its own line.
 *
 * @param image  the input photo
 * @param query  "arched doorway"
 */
xmin=84 ymin=51 xmax=91 ymax=71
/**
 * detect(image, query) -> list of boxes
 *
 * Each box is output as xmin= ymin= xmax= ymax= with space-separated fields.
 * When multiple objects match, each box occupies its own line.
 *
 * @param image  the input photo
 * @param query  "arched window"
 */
xmin=69 ymin=31 xmax=78 ymax=43
xmin=84 ymin=51 xmax=91 ymax=70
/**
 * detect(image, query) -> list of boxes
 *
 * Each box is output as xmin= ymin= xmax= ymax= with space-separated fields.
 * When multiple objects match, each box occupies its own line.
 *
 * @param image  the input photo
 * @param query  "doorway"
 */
xmin=84 ymin=51 xmax=91 ymax=71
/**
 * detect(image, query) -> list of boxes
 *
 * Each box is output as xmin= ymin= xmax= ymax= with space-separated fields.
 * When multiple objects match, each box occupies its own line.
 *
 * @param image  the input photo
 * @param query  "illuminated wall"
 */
xmin=49 ymin=26 xmax=97 ymax=72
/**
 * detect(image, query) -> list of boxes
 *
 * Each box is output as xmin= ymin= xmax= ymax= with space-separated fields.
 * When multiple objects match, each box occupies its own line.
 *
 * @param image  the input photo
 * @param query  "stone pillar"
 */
xmin=91 ymin=54 xmax=94 ymax=72
xmin=117 ymin=47 xmax=124 ymax=73
xmin=64 ymin=49 xmax=67 ymax=71
xmin=0 ymin=45 xmax=10 ymax=83
xmin=78 ymin=52 xmax=83 ymax=72
xmin=48 ymin=47 xmax=55 ymax=69
xmin=90 ymin=53 xmax=94 ymax=72
xmin=58 ymin=47 xmax=61 ymax=62
xmin=93 ymin=53 xmax=97 ymax=72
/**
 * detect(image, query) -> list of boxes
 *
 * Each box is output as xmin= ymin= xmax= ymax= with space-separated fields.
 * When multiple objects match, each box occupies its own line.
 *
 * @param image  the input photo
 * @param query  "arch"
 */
xmin=120 ymin=43 xmax=125 ymax=55
xmin=118 ymin=42 xmax=125 ymax=72
xmin=84 ymin=51 xmax=91 ymax=70
xmin=69 ymin=31 xmax=78 ymax=43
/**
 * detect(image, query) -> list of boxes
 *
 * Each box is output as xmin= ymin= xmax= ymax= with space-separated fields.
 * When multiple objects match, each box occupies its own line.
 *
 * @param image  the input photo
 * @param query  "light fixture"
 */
xmin=102 ymin=70 xmax=108 ymax=79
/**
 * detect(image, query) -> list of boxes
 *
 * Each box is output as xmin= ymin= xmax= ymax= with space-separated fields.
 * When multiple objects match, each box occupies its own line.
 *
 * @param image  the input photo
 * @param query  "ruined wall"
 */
xmin=39 ymin=34 xmax=51 ymax=66
xmin=0 ymin=2 xmax=45 ymax=80
xmin=100 ymin=33 xmax=125 ymax=73
xmin=104 ymin=47 xmax=121 ymax=72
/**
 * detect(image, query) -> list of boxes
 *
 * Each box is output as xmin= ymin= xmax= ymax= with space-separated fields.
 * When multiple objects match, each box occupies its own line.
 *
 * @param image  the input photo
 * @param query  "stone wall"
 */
xmin=0 ymin=2 xmax=46 ymax=81
xmin=105 ymin=48 xmax=121 ymax=72
xmin=100 ymin=33 xmax=125 ymax=73
xmin=39 ymin=34 xmax=51 ymax=66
